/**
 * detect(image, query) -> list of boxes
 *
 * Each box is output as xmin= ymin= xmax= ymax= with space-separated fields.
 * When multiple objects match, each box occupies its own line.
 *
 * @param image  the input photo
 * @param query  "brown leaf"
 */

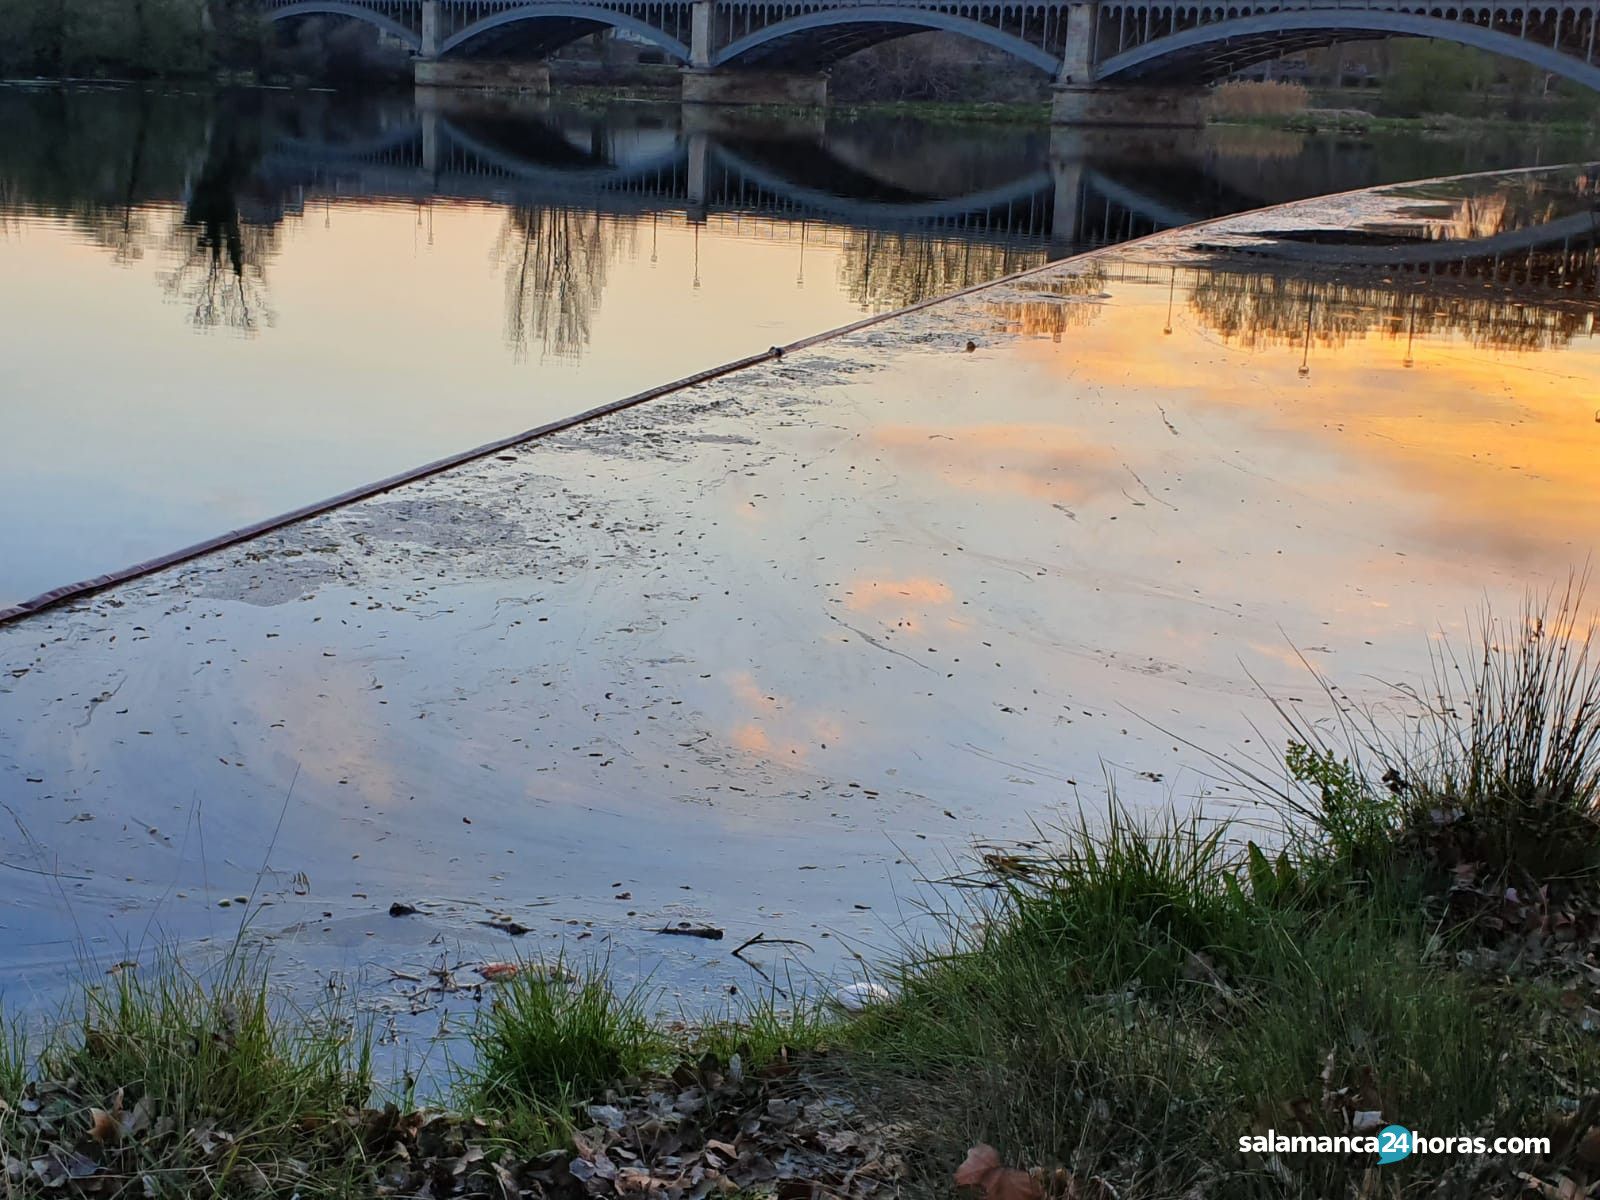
xmin=87 ymin=1107 xmax=119 ymax=1144
xmin=956 ymin=1145 xmax=1002 ymax=1188
xmin=477 ymin=963 xmax=519 ymax=982
xmin=955 ymin=1145 xmax=1045 ymax=1200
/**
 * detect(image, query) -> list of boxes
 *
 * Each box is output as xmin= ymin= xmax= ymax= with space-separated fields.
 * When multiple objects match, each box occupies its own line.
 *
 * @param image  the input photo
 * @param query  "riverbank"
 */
xmin=1215 ymin=108 xmax=1600 ymax=136
xmin=10 ymin=71 xmax=1600 ymax=136
xmin=547 ymin=85 xmax=1054 ymax=125
xmin=8 ymin=591 xmax=1600 ymax=1198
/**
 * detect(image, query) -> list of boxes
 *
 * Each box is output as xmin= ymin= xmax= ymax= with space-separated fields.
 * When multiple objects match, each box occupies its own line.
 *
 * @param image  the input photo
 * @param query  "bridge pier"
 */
xmin=686 ymin=131 xmax=710 ymax=219
xmin=1049 ymin=154 xmax=1085 ymax=256
xmin=421 ymin=0 xmax=441 ymax=57
xmin=414 ymin=59 xmax=552 ymax=91
xmin=1050 ymin=84 xmax=1206 ymax=127
xmin=1051 ymin=0 xmax=1205 ymax=127
xmin=680 ymin=69 xmax=828 ymax=106
xmin=421 ymin=106 xmax=440 ymax=176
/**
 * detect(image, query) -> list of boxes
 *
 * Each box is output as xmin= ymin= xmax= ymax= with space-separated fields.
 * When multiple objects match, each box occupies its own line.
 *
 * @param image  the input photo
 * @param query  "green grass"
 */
xmin=837 ymin=817 xmax=1597 ymax=1196
xmin=692 ymin=989 xmax=838 ymax=1071
xmin=460 ymin=957 xmax=666 ymax=1138
xmin=1 ymin=953 xmax=374 ymax=1199
xmin=826 ymin=589 xmax=1600 ymax=1195
xmin=1396 ymin=586 xmax=1600 ymax=878
xmin=824 ymin=99 xmax=1050 ymax=125
xmin=1212 ymin=111 xmax=1600 ymax=136
xmin=1252 ymin=583 xmax=1600 ymax=883
xmin=0 ymin=1009 xmax=25 ymax=1101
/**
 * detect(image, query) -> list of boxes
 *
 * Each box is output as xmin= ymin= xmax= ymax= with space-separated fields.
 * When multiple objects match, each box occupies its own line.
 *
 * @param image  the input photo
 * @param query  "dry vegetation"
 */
xmin=1207 ymin=81 xmax=1313 ymax=120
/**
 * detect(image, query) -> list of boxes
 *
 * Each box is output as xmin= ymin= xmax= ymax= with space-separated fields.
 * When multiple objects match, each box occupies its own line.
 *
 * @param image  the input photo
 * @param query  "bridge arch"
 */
xmin=711 ymin=8 xmax=1061 ymax=73
xmin=709 ymin=144 xmax=1056 ymax=223
xmin=1097 ymin=8 xmax=1600 ymax=89
xmin=436 ymin=117 xmax=685 ymax=186
xmin=440 ymin=5 xmax=692 ymax=62
xmin=263 ymin=0 xmax=423 ymax=51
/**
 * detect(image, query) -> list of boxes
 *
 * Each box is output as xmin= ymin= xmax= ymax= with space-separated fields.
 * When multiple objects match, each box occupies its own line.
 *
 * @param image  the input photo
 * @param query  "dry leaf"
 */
xmin=954 ymin=1144 xmax=1044 ymax=1200
xmin=477 ymin=963 xmax=519 ymax=982
xmin=87 ymin=1107 xmax=120 ymax=1143
xmin=956 ymin=1145 xmax=1002 ymax=1188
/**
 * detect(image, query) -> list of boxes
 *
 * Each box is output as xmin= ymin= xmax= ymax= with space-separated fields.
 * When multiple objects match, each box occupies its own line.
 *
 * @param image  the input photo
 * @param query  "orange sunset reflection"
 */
xmin=994 ymin=259 xmax=1600 ymax=573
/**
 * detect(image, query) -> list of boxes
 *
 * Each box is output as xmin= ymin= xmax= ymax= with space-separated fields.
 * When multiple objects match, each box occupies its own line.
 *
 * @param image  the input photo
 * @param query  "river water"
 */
xmin=1 ymin=84 xmax=1593 ymax=610
xmin=5 ymin=86 xmax=1600 ymax=1051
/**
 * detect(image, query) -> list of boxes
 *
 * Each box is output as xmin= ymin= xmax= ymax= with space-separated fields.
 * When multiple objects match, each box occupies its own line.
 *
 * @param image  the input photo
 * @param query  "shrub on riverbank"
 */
xmin=6 ymin=592 xmax=1600 ymax=1197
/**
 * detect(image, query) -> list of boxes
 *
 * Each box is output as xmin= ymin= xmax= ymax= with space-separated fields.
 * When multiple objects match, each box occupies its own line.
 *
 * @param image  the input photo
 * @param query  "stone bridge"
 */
xmin=260 ymin=0 xmax=1600 ymax=120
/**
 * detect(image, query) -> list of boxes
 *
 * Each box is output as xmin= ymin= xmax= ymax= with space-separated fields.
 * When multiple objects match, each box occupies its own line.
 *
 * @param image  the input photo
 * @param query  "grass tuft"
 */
xmin=1399 ymin=583 xmax=1600 ymax=877
xmin=2 ymin=952 xmax=372 ymax=1199
xmin=1253 ymin=582 xmax=1600 ymax=882
xmin=463 ymin=957 xmax=665 ymax=1130
xmin=693 ymin=990 xmax=837 ymax=1071
xmin=0 ymin=1008 xmax=26 ymax=1105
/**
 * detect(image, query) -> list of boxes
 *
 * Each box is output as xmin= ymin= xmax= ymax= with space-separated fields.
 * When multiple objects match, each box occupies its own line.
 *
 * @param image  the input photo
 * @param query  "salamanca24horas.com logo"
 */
xmin=1238 ymin=1126 xmax=1551 ymax=1165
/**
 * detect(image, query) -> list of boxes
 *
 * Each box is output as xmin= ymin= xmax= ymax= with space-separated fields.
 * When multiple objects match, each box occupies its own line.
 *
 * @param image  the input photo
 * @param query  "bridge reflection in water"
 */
xmin=980 ymin=163 xmax=1600 ymax=359
xmin=124 ymin=91 xmax=1429 ymax=352
xmin=6 ymin=88 xmax=1599 ymax=360
xmin=4 ymin=83 xmax=1600 ymax=616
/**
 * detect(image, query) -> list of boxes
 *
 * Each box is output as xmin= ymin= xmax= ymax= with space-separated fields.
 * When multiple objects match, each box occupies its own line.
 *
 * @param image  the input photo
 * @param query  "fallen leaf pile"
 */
xmin=372 ymin=1053 xmax=905 ymax=1200
xmin=1436 ymin=862 xmax=1600 ymax=984
xmin=1 ymin=1052 xmax=907 ymax=1199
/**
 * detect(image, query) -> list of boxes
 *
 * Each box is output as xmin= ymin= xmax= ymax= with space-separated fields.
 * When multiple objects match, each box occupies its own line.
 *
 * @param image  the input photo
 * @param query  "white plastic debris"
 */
xmin=830 ymin=980 xmax=893 ymax=1014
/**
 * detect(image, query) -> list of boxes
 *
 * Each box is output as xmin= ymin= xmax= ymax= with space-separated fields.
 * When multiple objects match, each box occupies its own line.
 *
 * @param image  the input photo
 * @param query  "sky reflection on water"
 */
xmin=3 ymin=160 xmax=1600 ymax=1030
xmin=3 ymin=85 xmax=1597 ymax=606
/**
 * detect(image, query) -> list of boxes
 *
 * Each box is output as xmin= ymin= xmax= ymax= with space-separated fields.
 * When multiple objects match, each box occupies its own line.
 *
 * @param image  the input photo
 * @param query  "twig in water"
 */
xmin=657 ymin=924 xmax=724 ymax=940
xmin=0 ymin=859 xmax=91 ymax=881
xmin=731 ymin=931 xmax=815 ymax=961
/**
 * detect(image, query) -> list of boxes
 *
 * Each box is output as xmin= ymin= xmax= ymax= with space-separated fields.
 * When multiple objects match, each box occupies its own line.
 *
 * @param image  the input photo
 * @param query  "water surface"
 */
xmin=2 ymin=84 xmax=1592 ymax=607
xmin=4 ymin=162 xmax=1600 ymax=1043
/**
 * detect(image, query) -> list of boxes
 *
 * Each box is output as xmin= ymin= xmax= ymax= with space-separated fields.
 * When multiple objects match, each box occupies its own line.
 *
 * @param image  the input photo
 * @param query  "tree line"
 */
xmin=0 ymin=0 xmax=263 ymax=78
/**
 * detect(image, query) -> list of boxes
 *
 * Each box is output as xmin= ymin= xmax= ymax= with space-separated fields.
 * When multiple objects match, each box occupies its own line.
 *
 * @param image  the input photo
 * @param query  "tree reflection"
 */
xmin=986 ymin=267 xmax=1112 ymax=339
xmin=161 ymin=211 xmax=278 ymax=334
xmin=0 ymin=87 xmax=202 ymax=264
xmin=1417 ymin=176 xmax=1600 ymax=242
xmin=1186 ymin=251 xmax=1600 ymax=354
xmin=837 ymin=231 xmax=1047 ymax=311
xmin=160 ymin=114 xmax=278 ymax=335
xmin=493 ymin=207 xmax=635 ymax=361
